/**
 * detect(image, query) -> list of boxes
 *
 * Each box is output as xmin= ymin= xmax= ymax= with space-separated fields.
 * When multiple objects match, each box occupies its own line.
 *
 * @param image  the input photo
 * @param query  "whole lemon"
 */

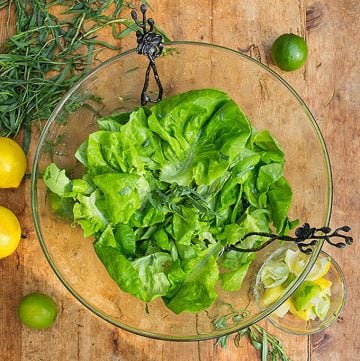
xmin=0 ymin=137 xmax=27 ymax=188
xmin=0 ymin=205 xmax=21 ymax=259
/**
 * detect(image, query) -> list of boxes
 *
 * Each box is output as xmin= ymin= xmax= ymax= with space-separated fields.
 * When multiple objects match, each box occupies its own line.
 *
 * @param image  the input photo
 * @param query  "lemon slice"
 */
xmin=261 ymin=286 xmax=290 ymax=318
xmin=307 ymin=258 xmax=331 ymax=281
xmin=285 ymin=249 xmax=331 ymax=281
xmin=313 ymin=277 xmax=332 ymax=296
xmin=289 ymin=302 xmax=316 ymax=321
xmin=261 ymin=285 xmax=285 ymax=306
xmin=260 ymin=260 xmax=289 ymax=288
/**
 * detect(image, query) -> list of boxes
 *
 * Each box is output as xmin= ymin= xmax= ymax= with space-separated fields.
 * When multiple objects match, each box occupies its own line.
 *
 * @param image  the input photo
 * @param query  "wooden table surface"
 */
xmin=1 ymin=1 xmax=359 ymax=360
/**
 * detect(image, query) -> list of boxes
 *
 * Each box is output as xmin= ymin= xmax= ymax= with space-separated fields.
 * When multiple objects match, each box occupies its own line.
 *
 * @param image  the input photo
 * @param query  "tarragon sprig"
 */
xmin=215 ymin=324 xmax=291 ymax=361
xmin=0 ymin=0 xmax=168 ymax=151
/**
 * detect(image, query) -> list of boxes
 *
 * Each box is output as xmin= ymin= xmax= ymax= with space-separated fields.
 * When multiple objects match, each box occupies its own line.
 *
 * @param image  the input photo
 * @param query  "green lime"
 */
xmin=292 ymin=280 xmax=322 ymax=311
xmin=271 ymin=33 xmax=308 ymax=71
xmin=17 ymin=292 xmax=58 ymax=330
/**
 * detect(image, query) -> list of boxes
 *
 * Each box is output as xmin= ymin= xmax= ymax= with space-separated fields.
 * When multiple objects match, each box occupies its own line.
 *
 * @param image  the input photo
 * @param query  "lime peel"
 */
xmin=17 ymin=292 xmax=58 ymax=330
xmin=271 ymin=33 xmax=308 ymax=72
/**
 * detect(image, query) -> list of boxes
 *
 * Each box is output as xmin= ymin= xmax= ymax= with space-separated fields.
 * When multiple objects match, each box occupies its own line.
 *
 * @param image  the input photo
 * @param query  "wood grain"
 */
xmin=0 ymin=1 xmax=359 ymax=360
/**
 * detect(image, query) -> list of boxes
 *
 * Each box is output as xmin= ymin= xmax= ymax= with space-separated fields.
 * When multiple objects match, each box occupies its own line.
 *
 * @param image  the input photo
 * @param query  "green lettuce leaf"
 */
xmin=220 ymin=259 xmax=253 ymax=291
xmin=43 ymin=163 xmax=72 ymax=197
xmin=93 ymin=173 xmax=148 ymax=224
xmin=164 ymin=245 xmax=220 ymax=314
xmin=267 ymin=176 xmax=294 ymax=234
xmin=250 ymin=129 xmax=284 ymax=164
xmin=147 ymin=89 xmax=251 ymax=186
xmin=43 ymin=89 xmax=298 ymax=314
xmin=73 ymin=190 xmax=108 ymax=237
xmin=94 ymin=225 xmax=172 ymax=302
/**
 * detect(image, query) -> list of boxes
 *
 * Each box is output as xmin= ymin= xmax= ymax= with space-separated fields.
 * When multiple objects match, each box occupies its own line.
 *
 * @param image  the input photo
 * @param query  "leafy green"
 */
xmin=43 ymin=89 xmax=297 ymax=313
xmin=93 ymin=173 xmax=145 ymax=224
xmin=164 ymin=244 xmax=220 ymax=313
xmin=43 ymin=163 xmax=72 ymax=197
xmin=219 ymin=260 xmax=253 ymax=291
xmin=215 ymin=323 xmax=291 ymax=361
xmin=114 ymin=224 xmax=136 ymax=256
xmin=73 ymin=190 xmax=108 ymax=237
xmin=94 ymin=223 xmax=173 ymax=302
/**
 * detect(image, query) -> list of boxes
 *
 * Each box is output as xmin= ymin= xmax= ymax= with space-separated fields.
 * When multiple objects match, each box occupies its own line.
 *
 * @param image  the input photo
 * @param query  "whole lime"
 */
xmin=17 ymin=292 xmax=58 ymax=330
xmin=271 ymin=33 xmax=308 ymax=71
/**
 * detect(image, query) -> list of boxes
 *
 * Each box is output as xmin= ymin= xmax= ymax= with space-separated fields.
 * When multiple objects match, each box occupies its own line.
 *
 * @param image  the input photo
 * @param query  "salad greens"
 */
xmin=44 ymin=89 xmax=296 ymax=314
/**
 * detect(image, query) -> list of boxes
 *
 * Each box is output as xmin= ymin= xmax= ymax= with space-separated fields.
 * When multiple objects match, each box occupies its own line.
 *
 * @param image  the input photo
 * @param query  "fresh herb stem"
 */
xmin=216 ymin=324 xmax=291 ymax=361
xmin=0 ymin=0 xmax=166 ymax=151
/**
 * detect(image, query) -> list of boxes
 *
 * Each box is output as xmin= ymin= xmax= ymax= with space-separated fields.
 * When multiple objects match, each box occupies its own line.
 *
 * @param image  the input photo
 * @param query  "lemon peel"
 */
xmin=0 ymin=137 xmax=27 ymax=188
xmin=0 ymin=206 xmax=21 ymax=259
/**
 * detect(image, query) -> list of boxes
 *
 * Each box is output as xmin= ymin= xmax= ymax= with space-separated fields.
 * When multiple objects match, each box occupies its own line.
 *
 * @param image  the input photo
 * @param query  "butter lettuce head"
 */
xmin=43 ymin=89 xmax=296 ymax=314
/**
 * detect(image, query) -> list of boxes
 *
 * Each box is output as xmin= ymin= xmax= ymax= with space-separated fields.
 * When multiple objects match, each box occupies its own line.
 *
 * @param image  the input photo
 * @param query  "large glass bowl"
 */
xmin=31 ymin=41 xmax=332 ymax=341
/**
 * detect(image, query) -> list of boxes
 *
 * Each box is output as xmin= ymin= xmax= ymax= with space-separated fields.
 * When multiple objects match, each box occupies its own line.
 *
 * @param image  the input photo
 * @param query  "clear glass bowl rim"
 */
xmin=31 ymin=40 xmax=333 ymax=341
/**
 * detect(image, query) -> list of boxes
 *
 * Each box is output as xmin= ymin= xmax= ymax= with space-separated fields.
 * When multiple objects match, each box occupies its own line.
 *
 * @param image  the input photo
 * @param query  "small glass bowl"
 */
xmin=255 ymin=248 xmax=346 ymax=335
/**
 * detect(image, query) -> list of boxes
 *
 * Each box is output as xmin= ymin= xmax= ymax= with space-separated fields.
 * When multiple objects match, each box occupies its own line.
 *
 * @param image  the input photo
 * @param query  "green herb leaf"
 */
xmin=0 ymin=0 xmax=168 ymax=151
xmin=262 ymin=328 xmax=268 ymax=361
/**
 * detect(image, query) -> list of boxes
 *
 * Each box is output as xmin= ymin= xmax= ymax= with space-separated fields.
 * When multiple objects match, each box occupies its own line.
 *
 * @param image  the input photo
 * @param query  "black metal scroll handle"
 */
xmin=225 ymin=223 xmax=353 ymax=255
xmin=131 ymin=5 xmax=164 ymax=106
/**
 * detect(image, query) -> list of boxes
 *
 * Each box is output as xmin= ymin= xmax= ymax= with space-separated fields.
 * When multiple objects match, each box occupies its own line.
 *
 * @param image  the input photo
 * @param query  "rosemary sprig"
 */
xmin=215 ymin=325 xmax=291 ymax=361
xmin=0 ymin=0 xmax=165 ymax=151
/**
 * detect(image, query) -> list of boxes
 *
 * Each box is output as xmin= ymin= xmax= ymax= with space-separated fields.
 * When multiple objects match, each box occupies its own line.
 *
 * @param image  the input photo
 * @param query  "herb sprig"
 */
xmin=0 ymin=0 xmax=167 ymax=151
xmin=215 ymin=325 xmax=291 ymax=361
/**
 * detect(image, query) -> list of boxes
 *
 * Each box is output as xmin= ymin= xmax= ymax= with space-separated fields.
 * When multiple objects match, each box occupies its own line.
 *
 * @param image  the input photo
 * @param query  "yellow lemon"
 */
xmin=285 ymin=249 xmax=331 ymax=281
xmin=0 ymin=137 xmax=27 ymax=188
xmin=307 ymin=257 xmax=331 ymax=281
xmin=289 ymin=302 xmax=316 ymax=321
xmin=313 ymin=277 xmax=332 ymax=295
xmin=0 ymin=206 xmax=21 ymax=259
xmin=261 ymin=285 xmax=285 ymax=306
xmin=261 ymin=286 xmax=291 ymax=318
